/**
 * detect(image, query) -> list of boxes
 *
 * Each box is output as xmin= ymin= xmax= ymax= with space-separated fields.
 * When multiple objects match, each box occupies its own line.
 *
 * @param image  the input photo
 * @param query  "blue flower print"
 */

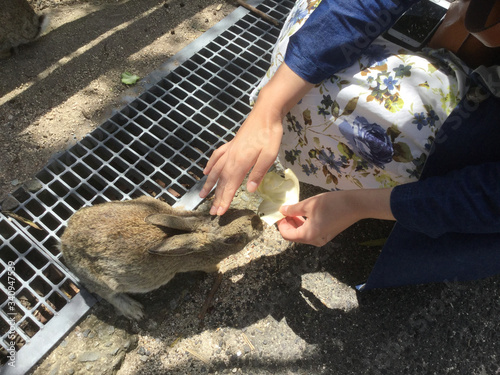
xmin=424 ymin=135 xmax=434 ymax=152
xmin=393 ymin=64 xmax=412 ymax=78
xmin=321 ymin=95 xmax=334 ymax=108
xmin=317 ymin=94 xmax=334 ymax=117
xmin=412 ymin=112 xmax=428 ymax=130
xmin=366 ymin=76 xmax=378 ymax=89
xmin=302 ymin=162 xmax=319 ymax=176
xmin=339 ymin=116 xmax=394 ymax=168
xmin=380 ymin=75 xmax=399 ymax=94
xmin=317 ymin=106 xmax=330 ymax=117
xmin=289 ymin=7 xmax=308 ymax=25
xmin=426 ymin=109 xmax=439 ymax=127
xmin=284 ymin=149 xmax=301 ymax=165
xmin=286 ymin=114 xmax=303 ymax=135
xmin=408 ymin=153 xmax=427 ymax=179
xmin=317 ymin=149 xmax=342 ymax=173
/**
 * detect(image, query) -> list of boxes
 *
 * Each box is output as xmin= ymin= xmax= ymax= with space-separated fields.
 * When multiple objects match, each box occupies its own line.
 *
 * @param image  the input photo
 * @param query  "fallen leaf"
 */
xmin=121 ymin=72 xmax=140 ymax=85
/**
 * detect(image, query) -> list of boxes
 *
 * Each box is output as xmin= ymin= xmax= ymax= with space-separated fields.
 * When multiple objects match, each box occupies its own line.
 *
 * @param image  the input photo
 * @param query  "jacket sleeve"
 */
xmin=390 ymin=162 xmax=500 ymax=238
xmin=284 ymin=0 xmax=420 ymax=84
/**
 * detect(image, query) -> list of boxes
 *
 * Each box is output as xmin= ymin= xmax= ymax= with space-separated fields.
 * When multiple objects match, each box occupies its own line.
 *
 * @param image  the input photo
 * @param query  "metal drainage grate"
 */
xmin=0 ymin=215 xmax=94 ymax=375
xmin=0 ymin=0 xmax=294 ymax=373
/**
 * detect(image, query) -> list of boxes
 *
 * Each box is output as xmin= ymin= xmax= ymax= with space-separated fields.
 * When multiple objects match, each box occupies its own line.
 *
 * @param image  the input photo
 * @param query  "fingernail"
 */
xmin=247 ymin=181 xmax=258 ymax=193
xmin=216 ymin=206 xmax=225 ymax=216
xmin=280 ymin=205 xmax=288 ymax=214
xmin=199 ymin=189 xmax=206 ymax=198
xmin=210 ymin=206 xmax=218 ymax=215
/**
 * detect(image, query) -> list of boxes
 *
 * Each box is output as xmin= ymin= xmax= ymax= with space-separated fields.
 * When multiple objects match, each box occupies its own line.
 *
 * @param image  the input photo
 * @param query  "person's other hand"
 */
xmin=277 ymin=188 xmax=395 ymax=246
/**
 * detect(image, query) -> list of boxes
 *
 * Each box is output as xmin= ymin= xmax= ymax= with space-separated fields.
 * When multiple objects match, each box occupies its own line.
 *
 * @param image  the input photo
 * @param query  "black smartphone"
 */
xmin=384 ymin=0 xmax=449 ymax=50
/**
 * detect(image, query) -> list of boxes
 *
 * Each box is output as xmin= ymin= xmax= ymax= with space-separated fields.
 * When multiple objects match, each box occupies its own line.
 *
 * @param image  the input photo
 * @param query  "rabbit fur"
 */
xmin=60 ymin=195 xmax=263 ymax=320
xmin=0 ymin=0 xmax=48 ymax=58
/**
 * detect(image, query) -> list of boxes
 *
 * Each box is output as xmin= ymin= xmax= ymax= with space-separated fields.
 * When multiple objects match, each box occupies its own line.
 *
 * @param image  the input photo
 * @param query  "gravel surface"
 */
xmin=2 ymin=1 xmax=500 ymax=374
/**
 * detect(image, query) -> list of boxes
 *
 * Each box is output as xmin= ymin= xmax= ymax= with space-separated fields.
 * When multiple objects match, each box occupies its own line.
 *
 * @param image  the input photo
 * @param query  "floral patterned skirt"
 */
xmin=250 ymin=0 xmax=470 ymax=190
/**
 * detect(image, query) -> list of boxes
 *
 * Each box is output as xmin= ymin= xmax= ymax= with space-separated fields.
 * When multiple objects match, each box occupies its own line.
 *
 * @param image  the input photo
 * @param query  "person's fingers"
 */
xmin=210 ymin=175 xmax=245 ymax=215
xmin=199 ymin=168 xmax=221 ymax=199
xmin=276 ymin=217 xmax=297 ymax=236
xmin=277 ymin=216 xmax=309 ymax=243
xmin=246 ymin=154 xmax=277 ymax=193
xmin=209 ymin=156 xmax=254 ymax=215
xmin=203 ymin=143 xmax=229 ymax=176
xmin=245 ymin=128 xmax=282 ymax=192
xmin=279 ymin=201 xmax=308 ymax=218
xmin=200 ymin=119 xmax=282 ymax=211
xmin=199 ymin=147 xmax=229 ymax=199
xmin=280 ymin=215 xmax=306 ymax=228
xmin=278 ymin=201 xmax=324 ymax=245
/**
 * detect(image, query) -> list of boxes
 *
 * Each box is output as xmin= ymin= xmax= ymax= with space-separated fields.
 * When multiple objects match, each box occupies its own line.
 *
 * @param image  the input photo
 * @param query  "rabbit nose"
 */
xmin=251 ymin=215 xmax=263 ymax=231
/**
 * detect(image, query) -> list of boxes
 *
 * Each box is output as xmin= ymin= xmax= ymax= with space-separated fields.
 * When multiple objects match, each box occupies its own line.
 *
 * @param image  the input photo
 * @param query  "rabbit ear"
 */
xmin=148 ymin=234 xmax=208 ymax=256
xmin=145 ymin=214 xmax=203 ymax=232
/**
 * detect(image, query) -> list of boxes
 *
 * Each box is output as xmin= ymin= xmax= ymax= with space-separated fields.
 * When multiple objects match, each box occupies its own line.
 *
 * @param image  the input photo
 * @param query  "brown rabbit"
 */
xmin=59 ymin=195 xmax=263 ymax=320
xmin=0 ymin=0 xmax=48 ymax=58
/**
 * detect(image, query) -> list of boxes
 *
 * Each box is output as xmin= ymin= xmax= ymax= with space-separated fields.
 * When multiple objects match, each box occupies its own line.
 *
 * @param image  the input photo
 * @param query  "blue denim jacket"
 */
xmin=285 ymin=0 xmax=420 ymax=84
xmin=284 ymin=0 xmax=500 ymax=288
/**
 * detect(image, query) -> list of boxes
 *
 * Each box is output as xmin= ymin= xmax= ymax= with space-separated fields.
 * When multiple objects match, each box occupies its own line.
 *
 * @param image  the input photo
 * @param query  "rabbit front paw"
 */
xmin=109 ymin=293 xmax=144 ymax=320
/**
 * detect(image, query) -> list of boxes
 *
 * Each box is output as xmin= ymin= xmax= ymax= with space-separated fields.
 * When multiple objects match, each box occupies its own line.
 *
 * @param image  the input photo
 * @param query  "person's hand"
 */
xmin=277 ymin=191 xmax=359 ymax=246
xmin=277 ymin=188 xmax=395 ymax=246
xmin=199 ymin=63 xmax=315 ymax=215
xmin=199 ymin=106 xmax=283 ymax=215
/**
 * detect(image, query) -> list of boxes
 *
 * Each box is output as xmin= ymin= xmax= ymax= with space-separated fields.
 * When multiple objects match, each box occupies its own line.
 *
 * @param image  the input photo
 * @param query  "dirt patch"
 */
xmin=0 ymin=0 xmax=236 ymax=203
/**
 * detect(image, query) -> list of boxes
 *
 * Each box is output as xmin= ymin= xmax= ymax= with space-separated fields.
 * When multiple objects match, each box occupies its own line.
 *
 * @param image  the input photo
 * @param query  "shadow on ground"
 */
xmin=2 ymin=0 xmax=206 ymax=106
xmin=87 ymin=216 xmax=500 ymax=375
